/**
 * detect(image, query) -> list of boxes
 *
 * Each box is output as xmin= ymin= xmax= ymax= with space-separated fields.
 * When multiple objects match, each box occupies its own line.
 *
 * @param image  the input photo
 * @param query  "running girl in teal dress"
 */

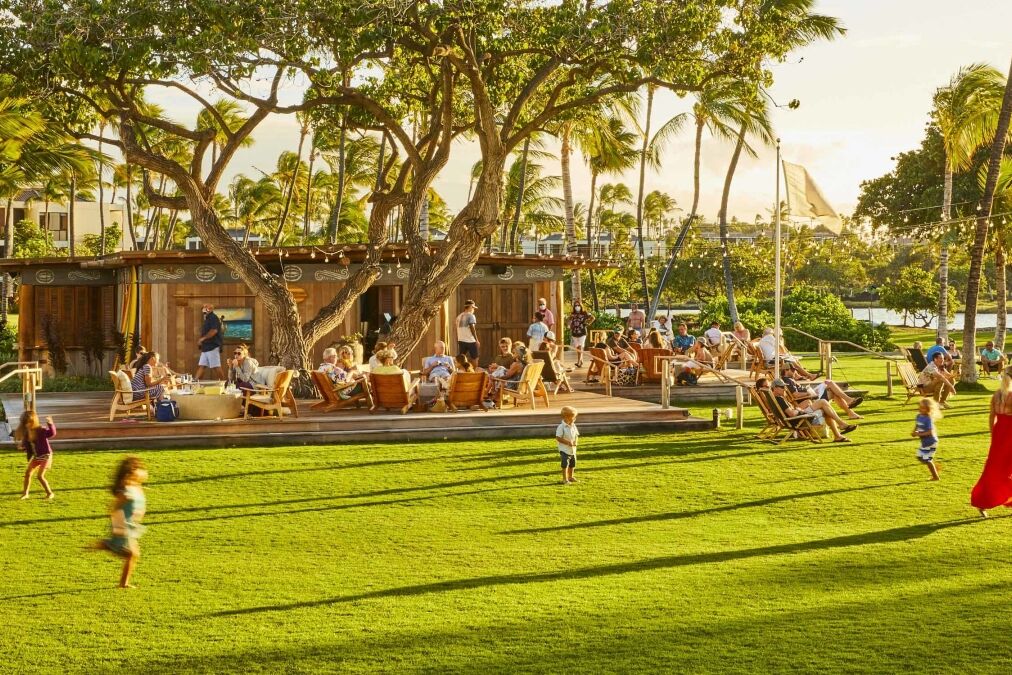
xmin=95 ymin=457 xmax=148 ymax=588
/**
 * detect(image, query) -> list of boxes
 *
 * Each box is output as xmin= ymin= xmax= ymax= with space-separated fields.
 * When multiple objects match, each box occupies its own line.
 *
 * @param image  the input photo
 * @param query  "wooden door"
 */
xmin=495 ymin=286 xmax=533 ymax=343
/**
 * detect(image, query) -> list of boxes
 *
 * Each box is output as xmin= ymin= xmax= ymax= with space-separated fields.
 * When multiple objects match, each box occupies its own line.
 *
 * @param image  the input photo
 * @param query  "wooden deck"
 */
xmin=1 ymin=389 xmax=713 ymax=450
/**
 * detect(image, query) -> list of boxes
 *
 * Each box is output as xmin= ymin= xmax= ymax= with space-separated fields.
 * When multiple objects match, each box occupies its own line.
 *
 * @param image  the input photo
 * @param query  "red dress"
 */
xmin=971 ymin=413 xmax=1012 ymax=510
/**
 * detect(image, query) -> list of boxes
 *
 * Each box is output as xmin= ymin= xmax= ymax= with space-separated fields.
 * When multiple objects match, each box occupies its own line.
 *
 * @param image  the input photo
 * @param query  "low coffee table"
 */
xmin=173 ymin=392 xmax=244 ymax=421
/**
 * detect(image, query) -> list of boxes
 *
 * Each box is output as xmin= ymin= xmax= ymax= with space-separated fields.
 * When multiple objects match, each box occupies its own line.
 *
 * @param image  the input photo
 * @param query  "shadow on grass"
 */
xmin=209 ymin=518 xmax=983 ymax=617
xmin=0 ymin=586 xmax=113 ymax=601
xmin=499 ymin=481 xmax=922 ymax=535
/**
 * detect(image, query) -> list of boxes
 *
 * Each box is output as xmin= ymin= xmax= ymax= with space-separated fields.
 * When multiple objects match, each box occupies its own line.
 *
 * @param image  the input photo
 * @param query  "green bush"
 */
xmin=0 ymin=374 xmax=112 ymax=394
xmin=588 ymin=310 xmax=624 ymax=335
xmin=700 ymin=286 xmax=891 ymax=352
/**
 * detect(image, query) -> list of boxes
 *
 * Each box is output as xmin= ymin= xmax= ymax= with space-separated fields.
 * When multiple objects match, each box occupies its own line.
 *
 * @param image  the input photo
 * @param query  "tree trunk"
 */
xmin=388 ymin=161 xmax=505 ymax=360
xmin=649 ymin=120 xmax=704 ymax=318
xmin=125 ymin=165 xmax=137 ymax=250
xmin=938 ymin=163 xmax=952 ymax=340
xmin=718 ymin=124 xmax=748 ymax=324
xmin=586 ymin=170 xmax=600 ymax=312
xmin=273 ymin=126 xmax=307 ymax=246
xmin=961 ymin=56 xmax=1012 ymax=384
xmin=634 ymin=87 xmax=654 ymax=308
xmin=302 ymin=135 xmax=316 ymax=239
xmin=326 ymin=117 xmax=348 ymax=244
xmin=560 ymin=124 xmax=582 ymax=302
xmin=995 ymin=238 xmax=1007 ymax=350
xmin=4 ymin=197 xmax=13 ymax=258
xmin=97 ymin=126 xmax=106 ymax=255
xmin=68 ymin=173 xmax=77 ymax=257
xmin=419 ymin=191 xmax=430 ymax=242
xmin=508 ymin=137 xmax=532 ymax=253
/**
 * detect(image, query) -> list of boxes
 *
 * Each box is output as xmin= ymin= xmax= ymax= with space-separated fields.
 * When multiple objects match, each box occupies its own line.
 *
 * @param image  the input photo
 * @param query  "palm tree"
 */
xmin=716 ymin=90 xmax=774 ymax=324
xmin=643 ymin=191 xmax=677 ymax=241
xmin=932 ymin=63 xmax=1007 ymax=341
xmin=273 ymin=112 xmax=311 ymax=246
xmin=318 ymin=133 xmax=381 ymax=242
xmin=990 ymin=159 xmax=1012 ymax=349
xmin=577 ymin=117 xmax=639 ymax=310
xmin=195 ymin=99 xmax=252 ymax=168
xmin=633 ymin=84 xmax=687 ymax=307
xmin=500 ymin=154 xmax=563 ymax=249
xmin=961 ymin=56 xmax=1012 ymax=383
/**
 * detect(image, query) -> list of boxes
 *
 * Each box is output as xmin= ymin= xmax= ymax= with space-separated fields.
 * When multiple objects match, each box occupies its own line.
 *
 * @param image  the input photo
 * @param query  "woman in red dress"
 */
xmin=971 ymin=369 xmax=1012 ymax=517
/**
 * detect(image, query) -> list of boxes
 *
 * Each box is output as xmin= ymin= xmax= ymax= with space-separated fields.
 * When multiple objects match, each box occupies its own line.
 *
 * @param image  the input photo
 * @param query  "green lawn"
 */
xmin=3 ymin=354 xmax=1012 ymax=673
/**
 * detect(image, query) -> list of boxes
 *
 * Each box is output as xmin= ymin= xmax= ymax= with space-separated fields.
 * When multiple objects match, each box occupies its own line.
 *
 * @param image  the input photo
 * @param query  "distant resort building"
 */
xmin=0 ymin=188 xmax=127 ymax=254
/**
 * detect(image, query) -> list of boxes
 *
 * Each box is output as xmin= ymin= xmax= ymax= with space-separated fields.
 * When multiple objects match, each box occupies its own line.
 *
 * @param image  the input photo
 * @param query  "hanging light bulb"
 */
xmin=904 ymin=216 xmax=910 ymax=223
xmin=324 ymin=256 xmax=330 ymax=263
xmin=310 ymin=250 xmax=316 ymax=259
xmin=387 ymin=266 xmax=393 ymax=274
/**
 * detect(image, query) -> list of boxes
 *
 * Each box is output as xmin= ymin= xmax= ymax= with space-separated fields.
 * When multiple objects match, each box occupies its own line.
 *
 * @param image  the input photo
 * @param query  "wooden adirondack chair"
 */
xmin=532 ymin=350 xmax=571 ymax=395
xmin=254 ymin=366 xmax=301 ymax=418
xmin=758 ymin=388 xmax=823 ymax=443
xmin=639 ymin=347 xmax=673 ymax=383
xmin=748 ymin=342 xmax=774 ymax=380
xmin=244 ymin=369 xmax=296 ymax=419
xmin=446 ymin=371 xmax=489 ymax=411
xmin=712 ymin=342 xmax=737 ymax=371
xmin=108 ymin=370 xmax=156 ymax=421
xmin=907 ymin=347 xmax=928 ymax=371
xmin=896 ymin=361 xmax=926 ymax=404
xmin=496 ymin=361 xmax=550 ymax=410
xmin=310 ymin=370 xmax=371 ymax=412
xmin=583 ymin=348 xmax=613 ymax=396
xmin=369 ymin=372 xmax=420 ymax=414
xmin=750 ymin=386 xmax=781 ymax=441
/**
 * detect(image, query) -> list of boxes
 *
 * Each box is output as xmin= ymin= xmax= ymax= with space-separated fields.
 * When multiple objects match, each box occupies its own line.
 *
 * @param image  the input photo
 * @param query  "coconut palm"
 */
xmin=643 ymin=191 xmax=677 ymax=241
xmin=272 ymin=112 xmax=311 ymax=246
xmin=229 ymin=175 xmax=284 ymax=244
xmin=195 ymin=99 xmax=253 ymax=167
xmin=932 ymin=63 xmax=1007 ymax=340
xmin=988 ymin=159 xmax=1012 ymax=348
xmin=961 ymin=57 xmax=1012 ymax=383
xmin=716 ymin=90 xmax=775 ymax=324
xmin=318 ymin=133 xmax=382 ymax=242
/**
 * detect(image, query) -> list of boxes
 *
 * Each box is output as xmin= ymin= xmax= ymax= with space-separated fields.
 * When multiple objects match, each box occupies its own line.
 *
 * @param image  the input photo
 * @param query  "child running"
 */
xmin=95 ymin=457 xmax=148 ymax=588
xmin=16 ymin=410 xmax=56 ymax=500
xmin=556 ymin=406 xmax=579 ymax=484
xmin=912 ymin=398 xmax=942 ymax=481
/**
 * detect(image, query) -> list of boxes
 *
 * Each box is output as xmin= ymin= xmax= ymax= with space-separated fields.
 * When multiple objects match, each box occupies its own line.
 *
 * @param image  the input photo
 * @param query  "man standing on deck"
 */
xmin=456 ymin=299 xmax=480 ymax=367
xmin=195 ymin=303 xmax=225 ymax=381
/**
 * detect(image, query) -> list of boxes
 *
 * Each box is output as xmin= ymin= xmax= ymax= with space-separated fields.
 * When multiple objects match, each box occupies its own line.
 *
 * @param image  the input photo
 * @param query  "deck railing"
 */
xmin=0 ymin=361 xmax=43 ymax=412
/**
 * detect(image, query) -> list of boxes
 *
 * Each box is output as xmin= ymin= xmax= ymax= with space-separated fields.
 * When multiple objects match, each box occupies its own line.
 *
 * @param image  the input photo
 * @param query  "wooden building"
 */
xmin=2 ymin=247 xmax=598 ymax=375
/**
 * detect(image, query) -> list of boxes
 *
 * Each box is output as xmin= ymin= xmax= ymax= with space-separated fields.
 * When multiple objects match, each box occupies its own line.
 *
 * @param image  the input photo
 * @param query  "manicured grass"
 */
xmin=3 ymin=354 xmax=1011 ymax=672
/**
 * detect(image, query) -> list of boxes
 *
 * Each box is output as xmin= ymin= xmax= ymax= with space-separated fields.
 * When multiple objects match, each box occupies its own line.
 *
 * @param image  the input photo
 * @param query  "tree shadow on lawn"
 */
xmin=499 ymin=481 xmax=921 ymax=535
xmin=0 ymin=455 xmax=457 ymax=498
xmin=208 ymin=518 xmax=983 ymax=617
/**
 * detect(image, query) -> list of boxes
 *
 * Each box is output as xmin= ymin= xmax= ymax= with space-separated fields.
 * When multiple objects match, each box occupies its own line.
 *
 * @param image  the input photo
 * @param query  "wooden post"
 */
xmin=660 ymin=358 xmax=670 ymax=409
xmin=886 ymin=362 xmax=893 ymax=397
xmin=735 ymin=385 xmax=744 ymax=430
xmin=823 ymin=342 xmax=833 ymax=380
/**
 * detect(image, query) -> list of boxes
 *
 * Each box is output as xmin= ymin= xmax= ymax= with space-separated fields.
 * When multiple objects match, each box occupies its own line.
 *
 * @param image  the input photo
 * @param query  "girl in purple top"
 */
xmin=17 ymin=410 xmax=56 ymax=500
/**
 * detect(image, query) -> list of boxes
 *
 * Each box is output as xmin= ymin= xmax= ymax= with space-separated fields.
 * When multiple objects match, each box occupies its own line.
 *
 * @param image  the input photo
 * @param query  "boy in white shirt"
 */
xmin=556 ymin=406 xmax=580 ymax=484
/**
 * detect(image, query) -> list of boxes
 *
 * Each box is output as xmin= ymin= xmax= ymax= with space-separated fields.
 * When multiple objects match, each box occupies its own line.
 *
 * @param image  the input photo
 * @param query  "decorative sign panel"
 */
xmin=22 ymin=267 xmax=115 ymax=286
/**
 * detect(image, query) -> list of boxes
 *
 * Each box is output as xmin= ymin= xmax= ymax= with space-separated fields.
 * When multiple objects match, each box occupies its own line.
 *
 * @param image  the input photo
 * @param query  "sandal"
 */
xmin=833 ymin=436 xmax=852 ymax=443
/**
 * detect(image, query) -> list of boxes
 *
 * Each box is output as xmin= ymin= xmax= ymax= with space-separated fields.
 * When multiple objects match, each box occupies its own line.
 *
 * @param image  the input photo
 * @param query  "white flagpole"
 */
xmin=774 ymin=139 xmax=782 ymax=380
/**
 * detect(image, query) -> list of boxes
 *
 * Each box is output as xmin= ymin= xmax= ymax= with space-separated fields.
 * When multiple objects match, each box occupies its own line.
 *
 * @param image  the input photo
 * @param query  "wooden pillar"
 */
xmin=886 ymin=362 xmax=893 ymax=397
xmin=735 ymin=385 xmax=744 ymax=430
xmin=18 ymin=284 xmax=33 ymax=363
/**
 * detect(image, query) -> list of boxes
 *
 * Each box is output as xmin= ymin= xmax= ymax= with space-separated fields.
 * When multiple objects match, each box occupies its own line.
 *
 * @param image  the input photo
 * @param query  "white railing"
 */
xmin=0 ymin=361 xmax=43 ymax=412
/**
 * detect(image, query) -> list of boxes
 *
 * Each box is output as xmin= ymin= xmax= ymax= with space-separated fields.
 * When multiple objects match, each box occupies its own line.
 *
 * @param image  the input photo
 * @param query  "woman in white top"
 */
xmin=527 ymin=312 xmax=550 ymax=352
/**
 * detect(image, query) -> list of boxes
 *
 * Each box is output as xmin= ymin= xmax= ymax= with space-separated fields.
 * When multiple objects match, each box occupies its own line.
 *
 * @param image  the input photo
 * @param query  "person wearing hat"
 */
xmin=770 ymin=378 xmax=856 ymax=442
xmin=455 ymin=299 xmax=480 ymax=367
xmin=651 ymin=315 xmax=673 ymax=343
xmin=527 ymin=311 xmax=550 ymax=353
xmin=606 ymin=327 xmax=638 ymax=367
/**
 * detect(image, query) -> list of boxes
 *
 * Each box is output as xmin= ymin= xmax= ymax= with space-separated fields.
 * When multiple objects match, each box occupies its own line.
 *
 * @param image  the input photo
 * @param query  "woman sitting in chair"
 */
xmin=644 ymin=329 xmax=667 ymax=350
xmin=227 ymin=344 xmax=260 ymax=390
xmin=128 ymin=345 xmax=147 ymax=370
xmin=131 ymin=352 xmax=171 ymax=402
xmin=320 ymin=346 xmax=366 ymax=398
xmin=455 ymin=353 xmax=475 ymax=373
xmin=371 ymin=349 xmax=411 ymax=389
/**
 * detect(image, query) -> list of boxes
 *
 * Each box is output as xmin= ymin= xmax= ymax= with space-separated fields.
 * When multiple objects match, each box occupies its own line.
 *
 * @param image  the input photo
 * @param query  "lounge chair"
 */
xmin=108 ymin=370 xmax=156 ymax=422
xmin=748 ymin=342 xmax=774 ymax=380
xmin=907 ymin=347 xmax=928 ymax=371
xmin=310 ymin=370 xmax=371 ymax=412
xmin=584 ymin=348 xmax=613 ymax=396
xmin=639 ymin=347 xmax=673 ymax=383
xmin=896 ymin=361 xmax=927 ymax=404
xmin=533 ymin=350 xmax=571 ymax=395
xmin=758 ymin=389 xmax=823 ymax=444
xmin=446 ymin=371 xmax=489 ymax=411
xmin=495 ymin=361 xmax=550 ymax=410
xmin=369 ymin=372 xmax=421 ymax=414
xmin=244 ymin=369 xmax=296 ymax=419
xmin=253 ymin=365 xmax=301 ymax=418
xmin=750 ymin=386 xmax=781 ymax=441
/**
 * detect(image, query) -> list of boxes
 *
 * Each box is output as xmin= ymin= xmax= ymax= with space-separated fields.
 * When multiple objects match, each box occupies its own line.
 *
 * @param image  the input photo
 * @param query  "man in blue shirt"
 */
xmin=981 ymin=340 xmax=1006 ymax=376
xmin=924 ymin=338 xmax=948 ymax=366
xmin=672 ymin=322 xmax=696 ymax=355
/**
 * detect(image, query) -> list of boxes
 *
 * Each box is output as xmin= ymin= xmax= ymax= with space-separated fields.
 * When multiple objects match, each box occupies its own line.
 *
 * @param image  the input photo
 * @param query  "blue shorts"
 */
xmin=457 ymin=342 xmax=479 ymax=359
xmin=560 ymin=451 xmax=576 ymax=468
xmin=917 ymin=445 xmax=937 ymax=463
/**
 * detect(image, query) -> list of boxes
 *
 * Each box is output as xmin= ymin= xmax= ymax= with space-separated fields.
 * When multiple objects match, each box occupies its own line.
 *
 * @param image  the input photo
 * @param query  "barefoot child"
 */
xmin=912 ymin=398 xmax=942 ymax=481
xmin=16 ymin=410 xmax=56 ymax=500
xmin=556 ymin=406 xmax=579 ymax=484
xmin=96 ymin=457 xmax=148 ymax=588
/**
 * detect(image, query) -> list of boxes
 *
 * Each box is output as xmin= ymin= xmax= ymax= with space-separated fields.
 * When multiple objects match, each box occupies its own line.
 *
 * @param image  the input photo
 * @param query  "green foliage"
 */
xmin=0 ymin=373 xmax=111 ymax=393
xmin=39 ymin=313 xmax=68 ymax=374
xmin=586 ymin=310 xmax=623 ymax=336
xmin=12 ymin=219 xmax=61 ymax=258
xmin=879 ymin=267 xmax=957 ymax=328
xmin=700 ymin=286 xmax=891 ymax=352
xmin=78 ymin=223 xmax=122 ymax=256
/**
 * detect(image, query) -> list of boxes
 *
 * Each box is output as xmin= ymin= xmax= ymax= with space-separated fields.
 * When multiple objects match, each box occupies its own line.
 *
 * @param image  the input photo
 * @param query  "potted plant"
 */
xmin=334 ymin=333 xmax=365 ymax=364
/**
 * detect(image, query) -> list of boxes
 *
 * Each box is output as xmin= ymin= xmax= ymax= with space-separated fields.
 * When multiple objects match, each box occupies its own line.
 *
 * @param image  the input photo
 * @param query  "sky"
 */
xmin=144 ymin=0 xmax=1012 ymax=224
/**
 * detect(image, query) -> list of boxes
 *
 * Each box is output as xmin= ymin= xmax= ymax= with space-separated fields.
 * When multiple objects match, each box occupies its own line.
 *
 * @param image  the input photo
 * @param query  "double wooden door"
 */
xmin=457 ymin=286 xmax=532 ymax=362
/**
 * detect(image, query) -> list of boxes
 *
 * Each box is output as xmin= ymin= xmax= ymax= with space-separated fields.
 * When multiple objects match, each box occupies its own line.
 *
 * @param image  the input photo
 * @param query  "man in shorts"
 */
xmin=455 ymin=299 xmax=480 ymax=367
xmin=195 ymin=303 xmax=225 ymax=380
xmin=981 ymin=341 xmax=1006 ymax=376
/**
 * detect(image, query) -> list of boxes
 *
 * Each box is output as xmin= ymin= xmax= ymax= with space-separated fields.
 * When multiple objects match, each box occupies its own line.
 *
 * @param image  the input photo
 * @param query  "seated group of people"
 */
xmin=756 ymin=368 xmax=863 ymax=442
xmin=126 ymin=343 xmax=270 ymax=403
xmin=912 ymin=338 xmax=964 ymax=408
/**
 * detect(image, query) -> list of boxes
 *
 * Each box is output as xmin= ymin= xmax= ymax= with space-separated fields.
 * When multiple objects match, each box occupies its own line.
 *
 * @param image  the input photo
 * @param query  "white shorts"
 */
xmin=198 ymin=348 xmax=221 ymax=369
xmin=571 ymin=335 xmax=587 ymax=349
xmin=917 ymin=446 xmax=937 ymax=463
